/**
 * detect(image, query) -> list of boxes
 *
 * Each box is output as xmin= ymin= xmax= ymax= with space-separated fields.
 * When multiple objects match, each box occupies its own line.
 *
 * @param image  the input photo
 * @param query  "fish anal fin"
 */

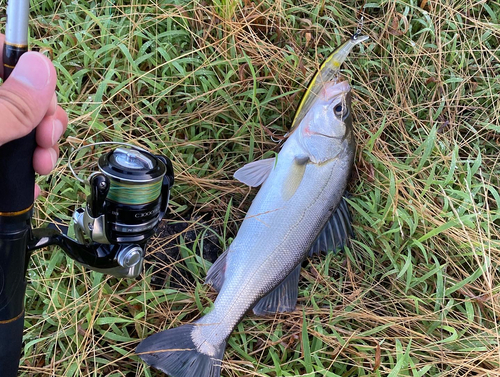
xmin=205 ymin=248 xmax=229 ymax=292
xmin=309 ymin=194 xmax=353 ymax=256
xmin=234 ymin=158 xmax=275 ymax=187
xmin=253 ymin=264 xmax=301 ymax=316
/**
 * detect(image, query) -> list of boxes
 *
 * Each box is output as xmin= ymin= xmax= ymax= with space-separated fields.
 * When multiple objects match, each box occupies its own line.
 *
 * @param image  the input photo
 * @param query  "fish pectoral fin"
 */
xmin=205 ymin=248 xmax=229 ymax=292
xmin=281 ymin=156 xmax=308 ymax=201
xmin=253 ymin=264 xmax=302 ymax=316
xmin=309 ymin=194 xmax=353 ymax=256
xmin=294 ymin=154 xmax=310 ymax=165
xmin=234 ymin=157 xmax=276 ymax=187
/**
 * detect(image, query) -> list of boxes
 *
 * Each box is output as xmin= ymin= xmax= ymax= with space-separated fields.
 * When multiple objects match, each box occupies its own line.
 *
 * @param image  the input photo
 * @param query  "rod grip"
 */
xmin=0 ymin=312 xmax=24 ymax=377
xmin=1 ymin=43 xmax=35 ymax=213
xmin=3 ymin=43 xmax=27 ymax=79
xmin=0 ymin=131 xmax=36 ymax=213
xmin=0 ymin=218 xmax=30 ymax=377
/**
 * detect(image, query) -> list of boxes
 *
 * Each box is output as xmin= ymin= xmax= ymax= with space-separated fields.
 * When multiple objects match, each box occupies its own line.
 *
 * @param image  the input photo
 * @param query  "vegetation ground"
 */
xmin=3 ymin=0 xmax=499 ymax=376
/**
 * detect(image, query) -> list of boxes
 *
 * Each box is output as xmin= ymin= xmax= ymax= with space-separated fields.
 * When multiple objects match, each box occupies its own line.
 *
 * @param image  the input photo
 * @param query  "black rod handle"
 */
xmin=0 ymin=132 xmax=36 ymax=212
xmin=0 ymin=313 xmax=25 ymax=377
xmin=0 ymin=42 xmax=34 ymax=213
xmin=0 ymin=216 xmax=30 ymax=377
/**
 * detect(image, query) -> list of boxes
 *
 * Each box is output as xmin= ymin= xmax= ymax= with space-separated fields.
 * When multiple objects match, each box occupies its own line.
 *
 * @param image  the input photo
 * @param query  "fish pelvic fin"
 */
xmin=309 ymin=194 xmax=353 ymax=256
xmin=137 ymin=323 xmax=226 ymax=377
xmin=253 ymin=264 xmax=301 ymax=316
xmin=205 ymin=248 xmax=229 ymax=292
xmin=234 ymin=157 xmax=275 ymax=187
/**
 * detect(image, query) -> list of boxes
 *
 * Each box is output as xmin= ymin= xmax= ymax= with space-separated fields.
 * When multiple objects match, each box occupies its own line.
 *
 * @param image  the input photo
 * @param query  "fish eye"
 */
xmin=333 ymin=103 xmax=349 ymax=119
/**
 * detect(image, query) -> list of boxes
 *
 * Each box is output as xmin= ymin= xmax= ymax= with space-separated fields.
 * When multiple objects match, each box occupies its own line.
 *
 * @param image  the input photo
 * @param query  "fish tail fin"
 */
xmin=137 ymin=323 xmax=225 ymax=377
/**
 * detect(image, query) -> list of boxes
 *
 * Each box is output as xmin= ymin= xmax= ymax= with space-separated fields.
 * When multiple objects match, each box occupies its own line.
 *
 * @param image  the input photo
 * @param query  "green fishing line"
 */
xmin=107 ymin=179 xmax=162 ymax=205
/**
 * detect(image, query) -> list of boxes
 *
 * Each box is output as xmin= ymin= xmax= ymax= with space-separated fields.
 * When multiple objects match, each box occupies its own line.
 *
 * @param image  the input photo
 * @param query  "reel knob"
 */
xmin=116 ymin=245 xmax=143 ymax=268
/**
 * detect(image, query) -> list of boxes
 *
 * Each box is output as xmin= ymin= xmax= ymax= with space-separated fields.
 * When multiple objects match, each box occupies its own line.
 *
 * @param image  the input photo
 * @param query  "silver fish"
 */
xmin=137 ymin=35 xmax=367 ymax=377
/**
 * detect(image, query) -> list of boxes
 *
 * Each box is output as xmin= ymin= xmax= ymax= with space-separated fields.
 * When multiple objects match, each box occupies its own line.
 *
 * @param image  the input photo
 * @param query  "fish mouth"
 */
xmin=309 ymin=131 xmax=336 ymax=139
xmin=324 ymin=80 xmax=351 ymax=100
xmin=309 ymin=130 xmax=348 ymax=142
xmin=335 ymin=80 xmax=351 ymax=94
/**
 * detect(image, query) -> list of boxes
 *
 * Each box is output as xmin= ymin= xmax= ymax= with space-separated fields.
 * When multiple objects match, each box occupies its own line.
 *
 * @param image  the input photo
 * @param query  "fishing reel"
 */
xmin=28 ymin=144 xmax=174 ymax=279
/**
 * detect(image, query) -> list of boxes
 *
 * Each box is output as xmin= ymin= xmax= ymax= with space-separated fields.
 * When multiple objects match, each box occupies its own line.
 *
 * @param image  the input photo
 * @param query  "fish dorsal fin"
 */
xmin=234 ymin=157 xmax=275 ymax=187
xmin=253 ymin=263 xmax=301 ymax=316
xmin=281 ymin=155 xmax=309 ymax=201
xmin=205 ymin=248 xmax=229 ymax=292
xmin=309 ymin=195 xmax=353 ymax=256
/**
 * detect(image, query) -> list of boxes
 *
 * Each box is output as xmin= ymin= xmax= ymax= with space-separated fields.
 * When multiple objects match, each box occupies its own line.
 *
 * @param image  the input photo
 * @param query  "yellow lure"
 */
xmin=290 ymin=35 xmax=369 ymax=132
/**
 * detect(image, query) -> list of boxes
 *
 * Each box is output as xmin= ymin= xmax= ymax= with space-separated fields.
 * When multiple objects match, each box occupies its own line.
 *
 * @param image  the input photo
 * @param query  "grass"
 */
xmin=2 ymin=0 xmax=499 ymax=375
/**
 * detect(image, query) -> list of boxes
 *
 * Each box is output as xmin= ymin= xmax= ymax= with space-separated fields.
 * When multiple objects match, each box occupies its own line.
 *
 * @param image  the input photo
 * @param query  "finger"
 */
xmin=36 ymin=105 xmax=67 ymax=149
xmin=0 ymin=52 xmax=57 ymax=146
xmin=46 ymin=92 xmax=58 ymax=117
xmin=55 ymin=105 xmax=69 ymax=133
xmin=34 ymin=184 xmax=41 ymax=199
xmin=33 ymin=146 xmax=58 ymax=175
xmin=0 ymin=34 xmax=4 ymax=78
xmin=36 ymin=117 xmax=64 ymax=149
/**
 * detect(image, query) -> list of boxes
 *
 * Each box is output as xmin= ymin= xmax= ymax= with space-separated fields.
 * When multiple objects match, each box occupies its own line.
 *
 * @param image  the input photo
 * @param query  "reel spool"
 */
xmin=73 ymin=146 xmax=173 ymax=245
xmin=29 ymin=143 xmax=174 ymax=279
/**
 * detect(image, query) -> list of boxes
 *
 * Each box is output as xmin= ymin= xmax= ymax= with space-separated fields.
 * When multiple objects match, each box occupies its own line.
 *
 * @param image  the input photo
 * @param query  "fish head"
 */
xmin=297 ymin=80 xmax=353 ymax=163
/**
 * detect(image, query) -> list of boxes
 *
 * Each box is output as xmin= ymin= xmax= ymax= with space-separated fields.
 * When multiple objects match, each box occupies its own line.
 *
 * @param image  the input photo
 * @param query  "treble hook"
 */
xmin=353 ymin=15 xmax=365 ymax=40
xmin=353 ymin=1 xmax=366 ymax=40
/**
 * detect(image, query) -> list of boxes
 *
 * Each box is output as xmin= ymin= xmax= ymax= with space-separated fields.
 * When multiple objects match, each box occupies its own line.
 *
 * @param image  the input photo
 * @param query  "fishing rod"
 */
xmin=0 ymin=1 xmax=34 ymax=375
xmin=0 ymin=2 xmax=174 ymax=375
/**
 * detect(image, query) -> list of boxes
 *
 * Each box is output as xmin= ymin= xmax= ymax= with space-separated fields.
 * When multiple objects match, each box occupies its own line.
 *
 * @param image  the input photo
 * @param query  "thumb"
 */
xmin=0 ymin=52 xmax=57 ymax=146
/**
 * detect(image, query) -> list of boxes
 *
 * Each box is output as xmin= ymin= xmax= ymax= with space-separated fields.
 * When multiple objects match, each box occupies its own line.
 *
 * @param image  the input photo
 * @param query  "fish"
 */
xmin=136 ymin=35 xmax=368 ymax=377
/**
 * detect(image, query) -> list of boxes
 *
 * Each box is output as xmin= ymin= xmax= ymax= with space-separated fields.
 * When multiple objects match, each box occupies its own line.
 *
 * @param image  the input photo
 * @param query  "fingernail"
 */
xmin=10 ymin=52 xmax=51 ymax=90
xmin=52 ymin=119 xmax=63 ymax=145
xmin=49 ymin=93 xmax=58 ymax=116
xmin=49 ymin=148 xmax=58 ymax=168
xmin=34 ymin=184 xmax=41 ymax=200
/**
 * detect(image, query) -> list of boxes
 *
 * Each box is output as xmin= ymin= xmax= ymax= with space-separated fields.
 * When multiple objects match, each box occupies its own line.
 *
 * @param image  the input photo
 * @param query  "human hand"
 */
xmin=0 ymin=34 xmax=68 ymax=197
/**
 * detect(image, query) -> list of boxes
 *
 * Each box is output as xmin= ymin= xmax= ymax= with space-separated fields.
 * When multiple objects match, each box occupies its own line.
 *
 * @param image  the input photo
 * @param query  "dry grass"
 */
xmin=6 ymin=0 xmax=499 ymax=375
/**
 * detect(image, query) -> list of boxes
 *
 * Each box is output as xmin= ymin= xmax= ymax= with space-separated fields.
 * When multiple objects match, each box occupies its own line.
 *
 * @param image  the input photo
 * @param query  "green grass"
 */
xmin=4 ymin=0 xmax=499 ymax=375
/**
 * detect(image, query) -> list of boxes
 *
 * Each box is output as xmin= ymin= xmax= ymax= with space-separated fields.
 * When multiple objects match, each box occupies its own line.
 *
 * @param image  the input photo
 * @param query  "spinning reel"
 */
xmin=28 ymin=144 xmax=174 ymax=278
